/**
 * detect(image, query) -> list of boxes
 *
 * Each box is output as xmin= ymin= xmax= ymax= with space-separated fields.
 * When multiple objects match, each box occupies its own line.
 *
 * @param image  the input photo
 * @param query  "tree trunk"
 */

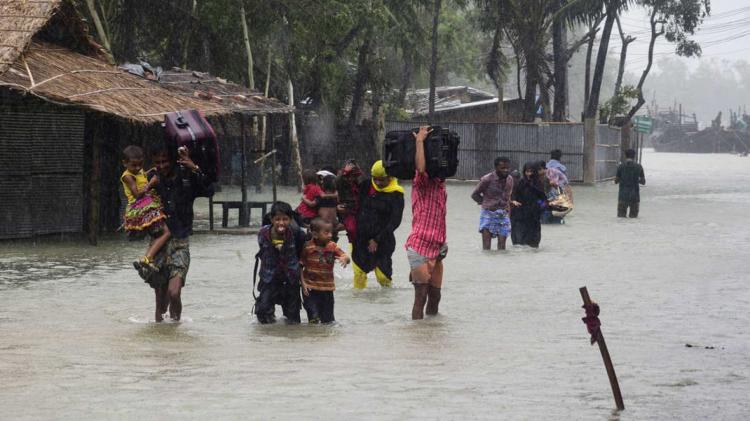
xmin=497 ymin=84 xmax=505 ymax=123
xmin=428 ymin=0 xmax=442 ymax=122
xmin=552 ymin=3 xmax=568 ymax=121
xmin=397 ymin=50 xmax=413 ymax=108
xmin=612 ymin=16 xmax=634 ymax=98
xmin=583 ymin=25 xmax=596 ymax=116
xmin=239 ymin=1 xmax=254 ymax=90
xmin=523 ymin=66 xmax=538 ymax=122
xmin=625 ymin=8 xmax=662 ymax=122
xmin=585 ymin=7 xmax=617 ymax=119
xmin=348 ymin=33 xmax=372 ymax=129
xmin=182 ymin=0 xmax=198 ymax=69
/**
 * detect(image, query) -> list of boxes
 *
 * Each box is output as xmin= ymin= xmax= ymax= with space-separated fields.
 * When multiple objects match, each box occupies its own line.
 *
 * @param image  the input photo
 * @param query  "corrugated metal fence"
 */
xmin=596 ymin=125 xmax=621 ymax=181
xmin=0 ymin=110 xmax=85 ymax=239
xmin=386 ymin=121 xmax=612 ymax=182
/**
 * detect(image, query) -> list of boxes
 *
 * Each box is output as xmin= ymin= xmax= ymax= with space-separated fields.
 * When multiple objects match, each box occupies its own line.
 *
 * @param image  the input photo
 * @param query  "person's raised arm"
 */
xmin=413 ymin=126 xmax=430 ymax=174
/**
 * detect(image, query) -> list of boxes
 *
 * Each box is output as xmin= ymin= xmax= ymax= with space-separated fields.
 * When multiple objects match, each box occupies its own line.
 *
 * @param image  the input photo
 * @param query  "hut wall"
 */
xmin=0 ymin=90 xmax=85 ymax=239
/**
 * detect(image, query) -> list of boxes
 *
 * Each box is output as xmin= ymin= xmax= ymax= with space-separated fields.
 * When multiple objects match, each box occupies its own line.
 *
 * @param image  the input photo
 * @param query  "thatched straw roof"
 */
xmin=158 ymin=68 xmax=293 ymax=116
xmin=0 ymin=0 xmax=104 ymax=74
xmin=0 ymin=0 xmax=292 ymax=123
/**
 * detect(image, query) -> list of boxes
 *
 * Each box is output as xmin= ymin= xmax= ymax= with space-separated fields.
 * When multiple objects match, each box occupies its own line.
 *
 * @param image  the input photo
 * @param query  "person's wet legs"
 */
xmin=426 ymin=286 xmax=441 ymax=315
xmin=425 ymin=260 xmax=443 ymax=315
xmin=481 ymin=229 xmax=492 ymax=250
xmin=374 ymin=267 xmax=392 ymax=287
xmin=255 ymin=283 xmax=277 ymax=324
xmin=281 ymin=284 xmax=301 ymax=324
xmin=617 ymin=202 xmax=628 ymax=218
xmin=497 ymin=235 xmax=507 ymax=250
xmin=167 ymin=276 xmax=183 ymax=321
xmin=629 ymin=202 xmax=640 ymax=218
xmin=352 ymin=261 xmax=368 ymax=289
xmin=412 ymin=284 xmax=429 ymax=320
xmin=154 ymin=286 xmax=168 ymax=322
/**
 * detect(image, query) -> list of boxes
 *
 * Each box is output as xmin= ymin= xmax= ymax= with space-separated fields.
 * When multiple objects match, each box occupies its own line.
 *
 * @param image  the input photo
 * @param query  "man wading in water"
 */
xmin=406 ymin=127 xmax=448 ymax=320
xmin=615 ymin=148 xmax=646 ymax=218
xmin=144 ymin=143 xmax=213 ymax=322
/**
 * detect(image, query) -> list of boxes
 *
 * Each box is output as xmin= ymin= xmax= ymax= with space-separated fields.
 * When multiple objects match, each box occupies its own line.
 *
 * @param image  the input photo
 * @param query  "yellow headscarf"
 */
xmin=370 ymin=160 xmax=404 ymax=193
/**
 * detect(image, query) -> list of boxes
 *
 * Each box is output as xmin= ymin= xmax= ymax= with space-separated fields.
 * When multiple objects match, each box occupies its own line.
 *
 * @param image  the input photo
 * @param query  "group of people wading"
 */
xmin=126 ymin=126 xmax=632 ymax=325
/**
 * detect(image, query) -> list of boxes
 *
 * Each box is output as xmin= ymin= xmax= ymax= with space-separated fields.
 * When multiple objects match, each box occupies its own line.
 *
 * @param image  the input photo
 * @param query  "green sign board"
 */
xmin=634 ymin=116 xmax=653 ymax=134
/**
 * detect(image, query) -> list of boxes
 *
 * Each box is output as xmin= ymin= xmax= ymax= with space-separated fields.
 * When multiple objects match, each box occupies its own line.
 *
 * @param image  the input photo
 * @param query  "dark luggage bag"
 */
xmin=163 ymin=110 xmax=221 ymax=183
xmin=383 ymin=126 xmax=460 ymax=180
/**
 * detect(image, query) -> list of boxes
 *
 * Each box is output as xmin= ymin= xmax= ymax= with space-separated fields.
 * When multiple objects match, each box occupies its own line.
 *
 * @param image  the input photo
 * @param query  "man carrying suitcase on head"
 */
xmin=405 ymin=126 xmax=449 ymax=320
xmin=143 ymin=143 xmax=213 ymax=322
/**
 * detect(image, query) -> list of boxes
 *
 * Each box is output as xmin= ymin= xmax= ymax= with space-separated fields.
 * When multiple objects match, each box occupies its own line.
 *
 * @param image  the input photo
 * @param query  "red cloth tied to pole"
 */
xmin=582 ymin=302 xmax=601 ymax=345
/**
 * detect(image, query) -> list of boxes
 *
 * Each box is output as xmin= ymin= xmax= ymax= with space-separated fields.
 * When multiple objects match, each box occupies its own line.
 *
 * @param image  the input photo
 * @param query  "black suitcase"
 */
xmin=163 ymin=110 xmax=221 ymax=183
xmin=383 ymin=126 xmax=460 ymax=180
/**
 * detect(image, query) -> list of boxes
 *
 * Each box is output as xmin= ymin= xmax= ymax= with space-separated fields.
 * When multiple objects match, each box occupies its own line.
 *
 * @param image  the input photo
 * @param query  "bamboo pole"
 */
xmin=239 ymin=1 xmax=254 ymax=91
xmin=287 ymin=79 xmax=303 ymax=191
xmin=84 ymin=0 xmax=112 ymax=54
xmin=240 ymin=114 xmax=248 ymax=227
xmin=580 ymin=286 xmax=625 ymax=411
xmin=259 ymin=47 xmax=272 ymax=191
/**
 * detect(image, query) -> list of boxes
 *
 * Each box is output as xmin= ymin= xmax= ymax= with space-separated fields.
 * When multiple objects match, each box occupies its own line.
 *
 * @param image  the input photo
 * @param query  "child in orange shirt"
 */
xmin=301 ymin=217 xmax=349 ymax=323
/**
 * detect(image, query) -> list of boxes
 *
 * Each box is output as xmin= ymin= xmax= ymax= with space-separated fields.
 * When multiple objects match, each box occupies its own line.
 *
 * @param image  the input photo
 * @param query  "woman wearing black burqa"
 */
xmin=511 ymin=161 xmax=548 ymax=248
xmin=351 ymin=160 xmax=405 ymax=289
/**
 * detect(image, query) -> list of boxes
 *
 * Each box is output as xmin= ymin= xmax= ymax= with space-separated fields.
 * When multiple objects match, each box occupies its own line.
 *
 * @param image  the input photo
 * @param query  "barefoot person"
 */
xmin=471 ymin=156 xmax=513 ymax=250
xmin=145 ymin=143 xmax=213 ymax=322
xmin=406 ymin=127 xmax=448 ymax=320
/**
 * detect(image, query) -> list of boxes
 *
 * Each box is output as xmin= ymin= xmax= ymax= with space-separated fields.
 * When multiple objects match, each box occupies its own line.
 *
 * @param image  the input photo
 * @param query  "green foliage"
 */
xmin=600 ymin=85 xmax=638 ymax=123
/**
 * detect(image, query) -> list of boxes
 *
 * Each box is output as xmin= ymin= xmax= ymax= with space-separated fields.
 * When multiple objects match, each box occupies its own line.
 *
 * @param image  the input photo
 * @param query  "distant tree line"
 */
xmin=76 ymin=0 xmax=710 ymax=126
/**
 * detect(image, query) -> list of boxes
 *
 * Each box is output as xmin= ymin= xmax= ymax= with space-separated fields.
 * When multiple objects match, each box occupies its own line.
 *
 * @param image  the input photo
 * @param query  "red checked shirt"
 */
xmin=405 ymin=171 xmax=447 ymax=259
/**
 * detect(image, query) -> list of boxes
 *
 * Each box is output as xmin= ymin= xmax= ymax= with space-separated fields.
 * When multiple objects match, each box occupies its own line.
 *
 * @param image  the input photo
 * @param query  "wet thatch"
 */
xmin=0 ymin=41 xmax=265 ymax=123
xmin=0 ymin=0 xmax=291 ymax=123
xmin=0 ymin=0 xmax=105 ymax=74
xmin=158 ymin=68 xmax=293 ymax=116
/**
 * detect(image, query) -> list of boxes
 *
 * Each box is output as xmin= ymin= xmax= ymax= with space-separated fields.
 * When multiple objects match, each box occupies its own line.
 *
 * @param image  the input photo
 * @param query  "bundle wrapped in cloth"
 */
xmin=549 ymin=185 xmax=574 ymax=217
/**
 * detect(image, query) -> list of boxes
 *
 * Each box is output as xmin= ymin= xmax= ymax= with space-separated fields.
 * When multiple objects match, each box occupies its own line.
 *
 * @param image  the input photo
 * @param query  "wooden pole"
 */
xmin=580 ymin=286 xmax=625 ymax=411
xmin=259 ymin=47 xmax=272 ymax=191
xmin=240 ymin=114 xmax=248 ymax=226
xmin=287 ymin=79 xmax=303 ymax=192
xmin=272 ymin=132 xmax=278 ymax=203
xmin=88 ymin=124 xmax=101 ymax=245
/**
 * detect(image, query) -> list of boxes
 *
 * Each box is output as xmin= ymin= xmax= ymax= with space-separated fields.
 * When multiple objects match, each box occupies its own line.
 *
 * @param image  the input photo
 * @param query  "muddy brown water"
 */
xmin=1 ymin=151 xmax=749 ymax=419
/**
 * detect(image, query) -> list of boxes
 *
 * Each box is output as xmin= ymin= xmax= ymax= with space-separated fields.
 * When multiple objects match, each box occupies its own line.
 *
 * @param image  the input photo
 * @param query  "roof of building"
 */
xmin=0 ymin=0 xmax=291 ymax=123
xmin=404 ymin=85 xmax=517 ymax=116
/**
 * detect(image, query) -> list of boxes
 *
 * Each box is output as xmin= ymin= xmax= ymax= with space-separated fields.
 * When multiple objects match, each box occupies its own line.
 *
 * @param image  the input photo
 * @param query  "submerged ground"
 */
xmin=1 ymin=151 xmax=749 ymax=419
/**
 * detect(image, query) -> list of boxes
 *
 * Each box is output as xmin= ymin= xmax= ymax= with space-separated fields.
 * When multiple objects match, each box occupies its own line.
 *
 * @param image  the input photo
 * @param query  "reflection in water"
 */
xmin=1 ymin=152 xmax=750 ymax=419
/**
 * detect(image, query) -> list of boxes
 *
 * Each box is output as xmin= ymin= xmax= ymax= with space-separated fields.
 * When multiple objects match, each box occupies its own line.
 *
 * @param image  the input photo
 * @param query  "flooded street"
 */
xmin=1 ymin=150 xmax=749 ymax=419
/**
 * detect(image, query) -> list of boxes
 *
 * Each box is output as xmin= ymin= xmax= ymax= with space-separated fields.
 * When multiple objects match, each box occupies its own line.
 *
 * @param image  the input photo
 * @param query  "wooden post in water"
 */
xmin=88 ymin=124 xmax=101 ymax=246
xmin=579 ymin=286 xmax=625 ymax=411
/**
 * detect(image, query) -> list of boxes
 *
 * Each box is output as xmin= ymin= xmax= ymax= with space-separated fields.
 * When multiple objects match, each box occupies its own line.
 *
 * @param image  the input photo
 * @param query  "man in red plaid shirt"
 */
xmin=405 ymin=126 xmax=448 ymax=320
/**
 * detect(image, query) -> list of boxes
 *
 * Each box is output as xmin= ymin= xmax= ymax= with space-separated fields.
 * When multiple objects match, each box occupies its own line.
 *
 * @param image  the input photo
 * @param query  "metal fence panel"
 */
xmin=385 ymin=121 xmax=587 ymax=181
xmin=596 ymin=125 xmax=622 ymax=181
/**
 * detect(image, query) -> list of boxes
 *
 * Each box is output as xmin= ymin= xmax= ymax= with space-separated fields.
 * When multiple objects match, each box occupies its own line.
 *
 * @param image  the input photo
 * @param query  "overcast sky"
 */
xmin=615 ymin=0 xmax=750 ymax=73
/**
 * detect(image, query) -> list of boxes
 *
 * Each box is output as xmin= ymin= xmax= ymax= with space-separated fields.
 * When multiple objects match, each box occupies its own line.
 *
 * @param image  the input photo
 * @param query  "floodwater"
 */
xmin=1 ymin=150 xmax=749 ymax=420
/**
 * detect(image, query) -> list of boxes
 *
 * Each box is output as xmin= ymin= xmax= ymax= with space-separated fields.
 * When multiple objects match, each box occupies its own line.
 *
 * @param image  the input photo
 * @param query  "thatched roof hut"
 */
xmin=0 ymin=0 xmax=292 ymax=241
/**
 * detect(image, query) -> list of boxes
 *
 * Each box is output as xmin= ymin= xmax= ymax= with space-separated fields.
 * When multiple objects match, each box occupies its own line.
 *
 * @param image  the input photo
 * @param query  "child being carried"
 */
xmin=120 ymin=145 xmax=171 ymax=275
